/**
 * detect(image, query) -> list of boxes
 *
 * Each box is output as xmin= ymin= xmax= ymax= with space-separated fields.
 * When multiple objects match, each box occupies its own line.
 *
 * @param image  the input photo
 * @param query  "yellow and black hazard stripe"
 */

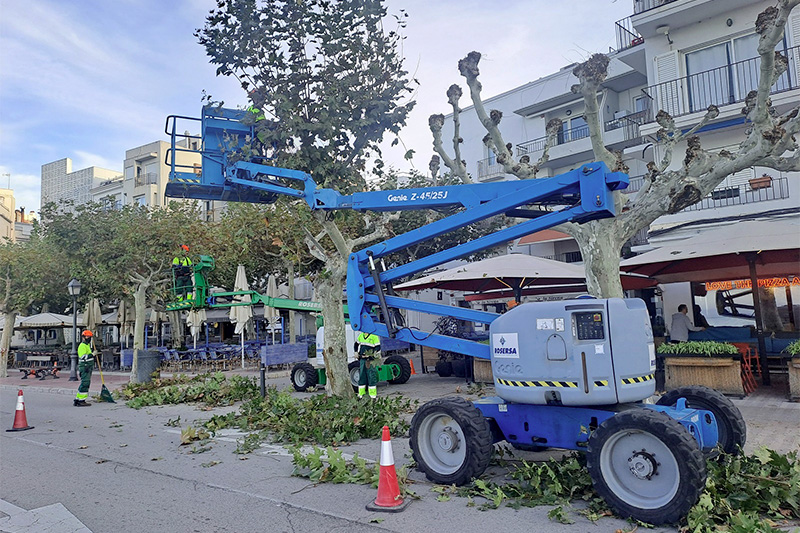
xmin=593 ymin=380 xmax=609 ymax=387
xmin=172 ymin=177 xmax=201 ymax=184
xmin=621 ymin=373 xmax=654 ymax=385
xmin=496 ymin=378 xmax=578 ymax=388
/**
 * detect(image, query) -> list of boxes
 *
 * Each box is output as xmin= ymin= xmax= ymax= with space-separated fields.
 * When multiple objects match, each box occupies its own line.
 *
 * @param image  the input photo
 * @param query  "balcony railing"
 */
xmin=681 ymin=176 xmax=790 ymax=212
xmin=517 ymin=124 xmax=590 ymax=157
xmin=623 ymin=175 xmax=646 ymax=194
xmin=633 ymin=0 xmax=679 ymax=15
xmin=641 ymin=46 xmax=799 ymax=123
xmin=614 ymin=17 xmax=643 ymax=51
xmin=476 ymin=157 xmax=506 ymax=181
xmin=134 ymin=172 xmax=158 ymax=187
xmin=543 ymin=251 xmax=583 ymax=263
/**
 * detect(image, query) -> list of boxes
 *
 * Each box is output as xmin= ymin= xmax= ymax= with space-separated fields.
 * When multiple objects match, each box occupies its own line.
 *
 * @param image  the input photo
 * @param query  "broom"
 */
xmin=91 ymin=337 xmax=116 ymax=403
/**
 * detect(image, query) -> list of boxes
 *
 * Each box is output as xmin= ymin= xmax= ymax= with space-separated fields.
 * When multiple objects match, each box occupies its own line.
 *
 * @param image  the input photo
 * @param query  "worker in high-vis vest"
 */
xmin=355 ymin=332 xmax=381 ymax=399
xmin=74 ymin=330 xmax=94 ymax=407
xmin=172 ymin=244 xmax=193 ymax=301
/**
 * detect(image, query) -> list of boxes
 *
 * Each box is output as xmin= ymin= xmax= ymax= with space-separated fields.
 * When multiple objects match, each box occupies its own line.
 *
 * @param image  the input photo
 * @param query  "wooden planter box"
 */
xmin=663 ymin=355 xmax=744 ymax=397
xmin=473 ymin=358 xmax=493 ymax=383
xmin=788 ymin=358 xmax=800 ymax=402
xmin=748 ymin=176 xmax=773 ymax=190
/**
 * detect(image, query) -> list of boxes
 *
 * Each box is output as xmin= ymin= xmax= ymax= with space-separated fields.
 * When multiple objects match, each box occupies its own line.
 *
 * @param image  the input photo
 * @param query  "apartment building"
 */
xmin=441 ymin=0 xmax=799 ymax=326
xmin=40 ymin=158 xmax=121 ymax=211
xmin=0 ymin=188 xmax=14 ymax=242
xmin=122 ymin=139 xmax=225 ymax=221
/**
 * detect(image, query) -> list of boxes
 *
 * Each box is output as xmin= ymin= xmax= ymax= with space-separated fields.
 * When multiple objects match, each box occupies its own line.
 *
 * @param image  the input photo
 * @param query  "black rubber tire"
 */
xmin=409 ymin=397 xmax=493 ymax=486
xmin=290 ymin=362 xmax=318 ymax=392
xmin=435 ymin=360 xmax=453 ymax=377
xmin=656 ymin=385 xmax=746 ymax=455
xmin=587 ymin=409 xmax=706 ymax=525
xmin=348 ymin=360 xmax=360 ymax=391
xmin=385 ymin=355 xmax=412 ymax=384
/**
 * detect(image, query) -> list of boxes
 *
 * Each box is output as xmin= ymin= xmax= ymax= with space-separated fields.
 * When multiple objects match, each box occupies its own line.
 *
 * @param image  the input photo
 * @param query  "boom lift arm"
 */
xmin=165 ymin=105 xmax=628 ymax=360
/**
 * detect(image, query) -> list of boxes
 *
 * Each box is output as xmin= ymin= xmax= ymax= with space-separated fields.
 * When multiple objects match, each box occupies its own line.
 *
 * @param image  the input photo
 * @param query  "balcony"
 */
xmin=641 ymin=46 xmax=799 ymax=124
xmin=614 ymin=17 xmax=643 ymax=52
xmin=517 ymin=124 xmax=590 ymax=157
xmin=476 ymin=157 xmax=506 ymax=182
xmin=633 ymin=0 xmax=679 ymax=15
xmin=134 ymin=172 xmax=158 ymax=188
xmin=681 ymin=176 xmax=790 ymax=212
xmin=543 ymin=251 xmax=583 ymax=263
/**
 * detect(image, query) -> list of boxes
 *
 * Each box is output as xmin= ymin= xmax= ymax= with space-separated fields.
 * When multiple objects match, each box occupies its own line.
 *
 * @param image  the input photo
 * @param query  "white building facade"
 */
xmin=40 ymin=158 xmax=121 ymax=211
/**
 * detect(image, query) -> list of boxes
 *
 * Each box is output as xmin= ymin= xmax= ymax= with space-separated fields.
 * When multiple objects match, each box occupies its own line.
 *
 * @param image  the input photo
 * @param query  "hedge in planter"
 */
xmin=785 ymin=340 xmax=800 ymax=402
xmin=657 ymin=341 xmax=744 ymax=396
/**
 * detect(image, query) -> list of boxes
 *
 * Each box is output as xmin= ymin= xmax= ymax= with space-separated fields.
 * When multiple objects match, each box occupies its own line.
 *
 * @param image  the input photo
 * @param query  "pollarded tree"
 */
xmin=432 ymin=1 xmax=799 ymax=298
xmin=197 ymin=0 xmax=415 ymax=396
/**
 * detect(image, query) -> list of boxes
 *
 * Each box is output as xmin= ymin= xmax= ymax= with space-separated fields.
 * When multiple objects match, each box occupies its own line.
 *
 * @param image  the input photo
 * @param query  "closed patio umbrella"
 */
xmin=265 ymin=274 xmax=280 ymax=344
xmin=229 ymin=265 xmax=253 ymax=369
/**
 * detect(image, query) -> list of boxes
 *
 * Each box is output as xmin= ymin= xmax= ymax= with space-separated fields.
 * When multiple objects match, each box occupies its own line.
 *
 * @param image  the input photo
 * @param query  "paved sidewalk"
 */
xmin=2 ymin=354 xmax=799 ymax=455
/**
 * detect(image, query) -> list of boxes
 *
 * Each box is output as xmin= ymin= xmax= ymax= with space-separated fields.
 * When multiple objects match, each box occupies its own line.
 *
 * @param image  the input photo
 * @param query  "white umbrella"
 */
xmin=84 ymin=298 xmax=102 ymax=337
xmin=229 ymin=265 xmax=253 ymax=368
xmin=186 ymin=308 xmax=207 ymax=350
xmin=265 ymin=274 xmax=280 ymax=344
xmin=118 ymin=300 xmax=134 ymax=348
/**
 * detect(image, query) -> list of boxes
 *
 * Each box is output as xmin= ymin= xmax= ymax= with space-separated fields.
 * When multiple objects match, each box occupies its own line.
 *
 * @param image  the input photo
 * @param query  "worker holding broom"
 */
xmin=74 ymin=330 xmax=94 ymax=407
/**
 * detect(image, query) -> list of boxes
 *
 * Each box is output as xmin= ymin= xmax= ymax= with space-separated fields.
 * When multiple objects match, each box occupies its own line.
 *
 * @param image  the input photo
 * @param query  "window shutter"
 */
xmin=789 ymin=12 xmax=800 ymax=79
xmin=653 ymin=51 xmax=683 ymax=117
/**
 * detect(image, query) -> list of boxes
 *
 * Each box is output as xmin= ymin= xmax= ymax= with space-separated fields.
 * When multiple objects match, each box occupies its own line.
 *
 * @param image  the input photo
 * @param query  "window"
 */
xmin=134 ymin=195 xmax=146 ymax=207
xmin=633 ymin=95 xmax=649 ymax=113
xmin=559 ymin=116 xmax=589 ymax=143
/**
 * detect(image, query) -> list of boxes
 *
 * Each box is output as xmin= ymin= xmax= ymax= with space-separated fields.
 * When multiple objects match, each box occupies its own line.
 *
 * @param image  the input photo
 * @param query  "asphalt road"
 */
xmin=0 ymin=385 xmax=677 ymax=533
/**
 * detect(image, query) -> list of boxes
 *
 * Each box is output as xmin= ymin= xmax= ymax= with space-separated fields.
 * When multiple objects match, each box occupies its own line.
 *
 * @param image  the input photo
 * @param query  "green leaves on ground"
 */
xmin=686 ymin=448 xmax=800 ymax=532
xmin=204 ymin=387 xmax=417 ymax=446
xmin=121 ymin=372 xmax=259 ymax=409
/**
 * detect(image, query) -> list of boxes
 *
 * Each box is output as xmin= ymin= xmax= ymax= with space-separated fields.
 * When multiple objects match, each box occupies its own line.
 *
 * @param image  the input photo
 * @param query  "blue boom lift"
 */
xmin=164 ymin=106 xmax=745 ymax=524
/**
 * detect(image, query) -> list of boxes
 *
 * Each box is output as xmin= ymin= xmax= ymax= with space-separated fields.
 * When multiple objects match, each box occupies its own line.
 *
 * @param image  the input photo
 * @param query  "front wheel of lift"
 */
xmin=409 ymin=397 xmax=493 ymax=486
xmin=586 ymin=409 xmax=706 ymax=525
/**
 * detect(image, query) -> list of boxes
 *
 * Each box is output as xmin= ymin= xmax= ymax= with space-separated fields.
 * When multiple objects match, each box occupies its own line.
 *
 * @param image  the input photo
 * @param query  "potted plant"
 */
xmin=657 ymin=341 xmax=744 ymax=396
xmin=785 ymin=340 xmax=800 ymax=402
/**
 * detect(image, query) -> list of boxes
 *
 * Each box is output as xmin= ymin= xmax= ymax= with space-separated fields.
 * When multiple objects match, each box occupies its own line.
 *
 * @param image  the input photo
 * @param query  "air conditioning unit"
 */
xmin=614 ymin=110 xmax=630 ymax=120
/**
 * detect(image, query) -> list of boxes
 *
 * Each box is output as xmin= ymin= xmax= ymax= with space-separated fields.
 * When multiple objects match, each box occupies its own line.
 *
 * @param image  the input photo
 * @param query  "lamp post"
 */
xmin=67 ymin=278 xmax=82 ymax=381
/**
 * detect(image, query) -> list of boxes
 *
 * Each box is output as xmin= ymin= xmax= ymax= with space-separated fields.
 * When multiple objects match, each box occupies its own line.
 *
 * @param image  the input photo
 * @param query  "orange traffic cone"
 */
xmin=409 ymin=359 xmax=416 ymax=375
xmin=366 ymin=425 xmax=409 ymax=512
xmin=7 ymin=390 xmax=34 ymax=432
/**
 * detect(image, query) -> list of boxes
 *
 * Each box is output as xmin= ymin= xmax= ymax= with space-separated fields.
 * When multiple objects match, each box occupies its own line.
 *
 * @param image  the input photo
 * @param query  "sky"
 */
xmin=0 ymin=0 xmax=633 ymax=215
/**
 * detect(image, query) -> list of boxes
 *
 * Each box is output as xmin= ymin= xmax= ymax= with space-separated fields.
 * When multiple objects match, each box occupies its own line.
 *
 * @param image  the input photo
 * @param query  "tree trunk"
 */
xmin=131 ymin=282 xmax=149 ymax=383
xmin=569 ymin=222 xmax=626 ymax=298
xmin=759 ymin=287 xmax=784 ymax=332
xmin=318 ymin=260 xmax=352 ymax=397
xmin=0 ymin=310 xmax=17 ymax=378
xmin=287 ymin=260 xmax=296 ymax=344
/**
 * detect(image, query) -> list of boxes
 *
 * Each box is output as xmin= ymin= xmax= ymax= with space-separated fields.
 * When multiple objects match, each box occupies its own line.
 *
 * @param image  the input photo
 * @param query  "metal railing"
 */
xmin=623 ymin=175 xmax=646 ymax=194
xmin=615 ymin=17 xmax=643 ymax=51
xmin=543 ymin=251 xmax=583 ymax=263
xmin=633 ymin=0 xmax=678 ymax=15
xmin=476 ymin=157 xmax=506 ymax=181
xmin=681 ymin=176 xmax=790 ymax=212
xmin=134 ymin=172 xmax=159 ymax=187
xmin=641 ymin=46 xmax=799 ymax=123
xmin=517 ymin=124 xmax=590 ymax=157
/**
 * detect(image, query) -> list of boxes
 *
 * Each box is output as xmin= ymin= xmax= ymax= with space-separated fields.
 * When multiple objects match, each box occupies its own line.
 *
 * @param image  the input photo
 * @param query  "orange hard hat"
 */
xmin=82 ymin=330 xmax=93 ymax=337
xmin=180 ymin=245 xmax=189 ymax=252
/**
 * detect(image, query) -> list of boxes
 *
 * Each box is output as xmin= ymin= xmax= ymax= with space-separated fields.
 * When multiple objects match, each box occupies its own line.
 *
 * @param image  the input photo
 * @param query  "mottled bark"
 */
xmin=0 ymin=310 xmax=17 ymax=378
xmin=130 ymin=281 xmax=149 ymax=383
xmin=759 ymin=287 xmax=784 ymax=332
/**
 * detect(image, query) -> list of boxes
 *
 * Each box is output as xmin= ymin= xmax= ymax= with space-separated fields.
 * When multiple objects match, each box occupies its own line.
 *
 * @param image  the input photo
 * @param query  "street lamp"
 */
xmin=67 ymin=278 xmax=82 ymax=381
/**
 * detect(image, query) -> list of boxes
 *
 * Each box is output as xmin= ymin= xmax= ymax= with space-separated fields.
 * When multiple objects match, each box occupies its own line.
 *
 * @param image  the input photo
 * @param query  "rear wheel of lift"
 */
xmin=409 ymin=397 xmax=493 ymax=486
xmin=656 ymin=385 xmax=746 ymax=455
xmin=291 ymin=362 xmax=318 ymax=392
xmin=348 ymin=360 xmax=360 ymax=391
xmin=384 ymin=355 xmax=412 ymax=384
xmin=435 ymin=361 xmax=453 ymax=377
xmin=587 ymin=409 xmax=706 ymax=525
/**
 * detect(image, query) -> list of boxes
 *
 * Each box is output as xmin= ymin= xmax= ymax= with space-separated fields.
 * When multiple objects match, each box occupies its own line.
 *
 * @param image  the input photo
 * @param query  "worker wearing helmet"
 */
xmin=355 ymin=332 xmax=381 ymax=399
xmin=172 ymin=245 xmax=193 ymax=301
xmin=74 ymin=330 xmax=94 ymax=407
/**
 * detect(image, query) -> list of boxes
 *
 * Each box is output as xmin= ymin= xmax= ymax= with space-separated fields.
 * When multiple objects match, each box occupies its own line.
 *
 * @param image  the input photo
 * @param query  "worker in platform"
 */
xmin=669 ymin=304 xmax=706 ymax=343
xmin=74 ymin=330 xmax=94 ymax=407
xmin=355 ymin=332 xmax=381 ymax=399
xmin=172 ymin=245 xmax=193 ymax=301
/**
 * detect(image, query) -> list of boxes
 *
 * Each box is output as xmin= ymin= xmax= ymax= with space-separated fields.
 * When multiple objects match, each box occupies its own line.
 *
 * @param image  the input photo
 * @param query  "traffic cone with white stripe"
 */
xmin=366 ymin=425 xmax=409 ymax=512
xmin=7 ymin=390 xmax=34 ymax=432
